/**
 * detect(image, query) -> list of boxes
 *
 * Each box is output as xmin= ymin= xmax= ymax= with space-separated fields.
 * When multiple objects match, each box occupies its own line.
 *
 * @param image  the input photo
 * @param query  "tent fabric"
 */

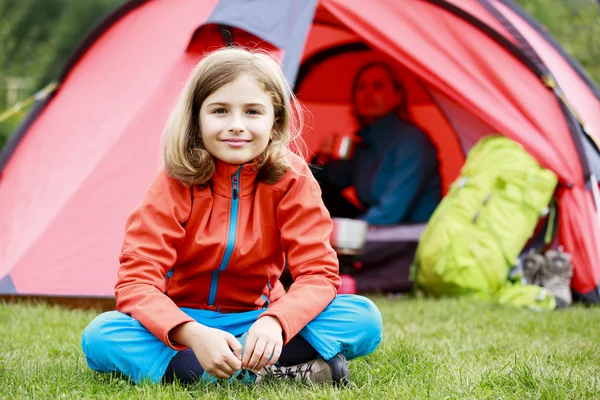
xmin=295 ymin=46 xmax=464 ymax=193
xmin=427 ymin=88 xmax=497 ymax=152
xmin=204 ymin=0 xmax=318 ymax=84
xmin=498 ymin=0 xmax=600 ymax=103
xmin=583 ymin=136 xmax=600 ymax=179
xmin=494 ymin=1 xmax=600 ymax=145
xmin=0 ymin=0 xmax=599 ymax=301
xmin=321 ymin=0 xmax=580 ymax=177
xmin=296 ymin=47 xmax=433 ymax=104
xmin=0 ymin=0 xmax=218 ymax=296
xmin=0 ymin=275 xmax=16 ymax=294
xmin=320 ymin=0 xmax=600 ymax=298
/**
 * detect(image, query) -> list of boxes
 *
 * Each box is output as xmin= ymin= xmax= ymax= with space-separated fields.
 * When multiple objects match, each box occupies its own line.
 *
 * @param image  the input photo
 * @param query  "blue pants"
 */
xmin=82 ymin=295 xmax=382 ymax=384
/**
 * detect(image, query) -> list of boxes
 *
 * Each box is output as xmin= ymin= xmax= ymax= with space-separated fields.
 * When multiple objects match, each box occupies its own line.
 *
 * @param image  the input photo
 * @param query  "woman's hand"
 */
xmin=242 ymin=316 xmax=283 ymax=372
xmin=170 ymin=321 xmax=242 ymax=379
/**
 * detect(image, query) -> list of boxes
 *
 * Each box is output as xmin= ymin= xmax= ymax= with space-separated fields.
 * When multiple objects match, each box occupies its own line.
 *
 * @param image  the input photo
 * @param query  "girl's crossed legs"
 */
xmin=82 ymin=295 xmax=382 ymax=384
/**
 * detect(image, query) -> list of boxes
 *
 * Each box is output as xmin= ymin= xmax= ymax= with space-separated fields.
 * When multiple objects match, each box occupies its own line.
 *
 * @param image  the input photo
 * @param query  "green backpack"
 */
xmin=413 ymin=135 xmax=558 ymax=302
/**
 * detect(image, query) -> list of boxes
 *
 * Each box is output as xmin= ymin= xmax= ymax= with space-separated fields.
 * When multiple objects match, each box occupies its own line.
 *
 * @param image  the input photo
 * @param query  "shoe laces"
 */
xmin=269 ymin=362 xmax=315 ymax=380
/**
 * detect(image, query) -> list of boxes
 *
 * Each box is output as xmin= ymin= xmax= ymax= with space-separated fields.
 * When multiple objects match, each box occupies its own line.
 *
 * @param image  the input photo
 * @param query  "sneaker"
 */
xmin=540 ymin=248 xmax=573 ymax=307
xmin=522 ymin=249 xmax=546 ymax=286
xmin=256 ymin=353 xmax=349 ymax=385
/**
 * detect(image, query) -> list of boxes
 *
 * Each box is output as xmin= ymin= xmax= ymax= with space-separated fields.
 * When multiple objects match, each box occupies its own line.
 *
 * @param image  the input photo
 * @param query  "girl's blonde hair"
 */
xmin=163 ymin=47 xmax=304 ymax=186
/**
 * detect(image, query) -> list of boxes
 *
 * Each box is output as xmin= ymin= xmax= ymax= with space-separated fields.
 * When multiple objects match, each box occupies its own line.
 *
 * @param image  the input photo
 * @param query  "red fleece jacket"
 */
xmin=114 ymin=153 xmax=340 ymax=350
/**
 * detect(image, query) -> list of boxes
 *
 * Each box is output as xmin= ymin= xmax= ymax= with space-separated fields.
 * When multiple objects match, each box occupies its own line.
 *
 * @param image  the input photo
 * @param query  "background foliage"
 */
xmin=0 ymin=0 xmax=123 ymax=149
xmin=517 ymin=0 xmax=600 ymax=82
xmin=0 ymin=0 xmax=598 ymax=150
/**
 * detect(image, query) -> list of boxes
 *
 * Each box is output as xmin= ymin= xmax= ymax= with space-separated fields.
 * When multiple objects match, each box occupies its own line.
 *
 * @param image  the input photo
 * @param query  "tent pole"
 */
xmin=590 ymin=174 xmax=600 ymax=223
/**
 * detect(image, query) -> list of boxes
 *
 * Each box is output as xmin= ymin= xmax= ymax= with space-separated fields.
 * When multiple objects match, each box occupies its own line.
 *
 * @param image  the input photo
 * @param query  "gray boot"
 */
xmin=522 ymin=249 xmax=546 ymax=286
xmin=541 ymin=248 xmax=573 ymax=308
xmin=256 ymin=353 xmax=349 ymax=385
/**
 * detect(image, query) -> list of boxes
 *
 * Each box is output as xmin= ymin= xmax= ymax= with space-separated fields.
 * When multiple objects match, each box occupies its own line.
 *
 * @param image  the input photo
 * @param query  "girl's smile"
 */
xmin=222 ymin=138 xmax=251 ymax=147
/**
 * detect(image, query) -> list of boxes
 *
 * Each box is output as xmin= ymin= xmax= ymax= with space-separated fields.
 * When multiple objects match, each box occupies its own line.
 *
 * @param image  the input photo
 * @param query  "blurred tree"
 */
xmin=0 ymin=0 xmax=122 ymax=149
xmin=0 ymin=0 xmax=598 ymax=150
xmin=516 ymin=0 xmax=600 ymax=86
xmin=0 ymin=0 xmax=57 ymax=148
xmin=38 ymin=0 xmax=125 ymax=87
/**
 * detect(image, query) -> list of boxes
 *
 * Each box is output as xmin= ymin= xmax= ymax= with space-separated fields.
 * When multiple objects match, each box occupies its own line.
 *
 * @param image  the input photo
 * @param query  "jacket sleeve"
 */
xmin=114 ymin=169 xmax=195 ymax=350
xmin=361 ymin=140 xmax=430 ymax=225
xmin=259 ymin=163 xmax=341 ymax=343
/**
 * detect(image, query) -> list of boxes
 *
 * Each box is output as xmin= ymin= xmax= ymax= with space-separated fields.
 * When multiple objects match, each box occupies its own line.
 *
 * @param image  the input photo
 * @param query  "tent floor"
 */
xmin=0 ymin=295 xmax=116 ymax=312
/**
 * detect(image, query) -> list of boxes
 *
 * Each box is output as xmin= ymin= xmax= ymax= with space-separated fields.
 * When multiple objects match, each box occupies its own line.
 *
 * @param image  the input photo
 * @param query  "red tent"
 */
xmin=1 ymin=0 xmax=599 ymax=302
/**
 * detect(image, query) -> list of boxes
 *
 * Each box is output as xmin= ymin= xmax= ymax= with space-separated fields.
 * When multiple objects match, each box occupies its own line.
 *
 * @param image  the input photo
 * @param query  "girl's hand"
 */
xmin=170 ymin=321 xmax=242 ymax=379
xmin=242 ymin=316 xmax=283 ymax=372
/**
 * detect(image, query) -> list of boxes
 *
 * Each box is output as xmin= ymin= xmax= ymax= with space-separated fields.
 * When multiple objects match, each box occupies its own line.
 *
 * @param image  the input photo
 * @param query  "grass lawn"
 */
xmin=1 ymin=296 xmax=599 ymax=399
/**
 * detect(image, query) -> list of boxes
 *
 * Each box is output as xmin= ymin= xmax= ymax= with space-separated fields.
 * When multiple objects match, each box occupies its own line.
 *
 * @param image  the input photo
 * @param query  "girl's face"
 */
xmin=353 ymin=65 xmax=403 ymax=121
xmin=199 ymin=74 xmax=274 ymax=165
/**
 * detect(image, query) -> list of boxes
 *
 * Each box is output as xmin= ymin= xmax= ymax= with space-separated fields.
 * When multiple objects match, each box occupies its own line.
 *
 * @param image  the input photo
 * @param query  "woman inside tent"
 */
xmin=312 ymin=62 xmax=442 ymax=225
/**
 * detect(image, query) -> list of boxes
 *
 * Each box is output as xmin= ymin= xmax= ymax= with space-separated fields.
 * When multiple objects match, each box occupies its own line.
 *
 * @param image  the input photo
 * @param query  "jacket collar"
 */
xmin=211 ymin=159 xmax=259 ymax=198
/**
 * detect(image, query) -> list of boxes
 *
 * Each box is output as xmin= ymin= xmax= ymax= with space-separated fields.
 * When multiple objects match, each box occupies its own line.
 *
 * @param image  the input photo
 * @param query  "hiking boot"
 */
xmin=541 ymin=248 xmax=573 ymax=308
xmin=522 ymin=249 xmax=546 ymax=286
xmin=256 ymin=353 xmax=349 ymax=385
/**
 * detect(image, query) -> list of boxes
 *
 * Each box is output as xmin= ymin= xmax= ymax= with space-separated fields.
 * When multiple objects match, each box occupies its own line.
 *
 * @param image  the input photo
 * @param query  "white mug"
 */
xmin=330 ymin=135 xmax=356 ymax=160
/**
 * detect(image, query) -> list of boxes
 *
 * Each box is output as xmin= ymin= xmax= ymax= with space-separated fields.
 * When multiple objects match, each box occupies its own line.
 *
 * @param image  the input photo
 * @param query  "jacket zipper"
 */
xmin=207 ymin=166 xmax=242 ymax=307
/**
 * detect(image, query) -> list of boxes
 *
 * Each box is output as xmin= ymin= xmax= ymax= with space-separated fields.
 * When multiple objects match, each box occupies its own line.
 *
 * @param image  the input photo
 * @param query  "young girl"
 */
xmin=81 ymin=47 xmax=382 ymax=385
